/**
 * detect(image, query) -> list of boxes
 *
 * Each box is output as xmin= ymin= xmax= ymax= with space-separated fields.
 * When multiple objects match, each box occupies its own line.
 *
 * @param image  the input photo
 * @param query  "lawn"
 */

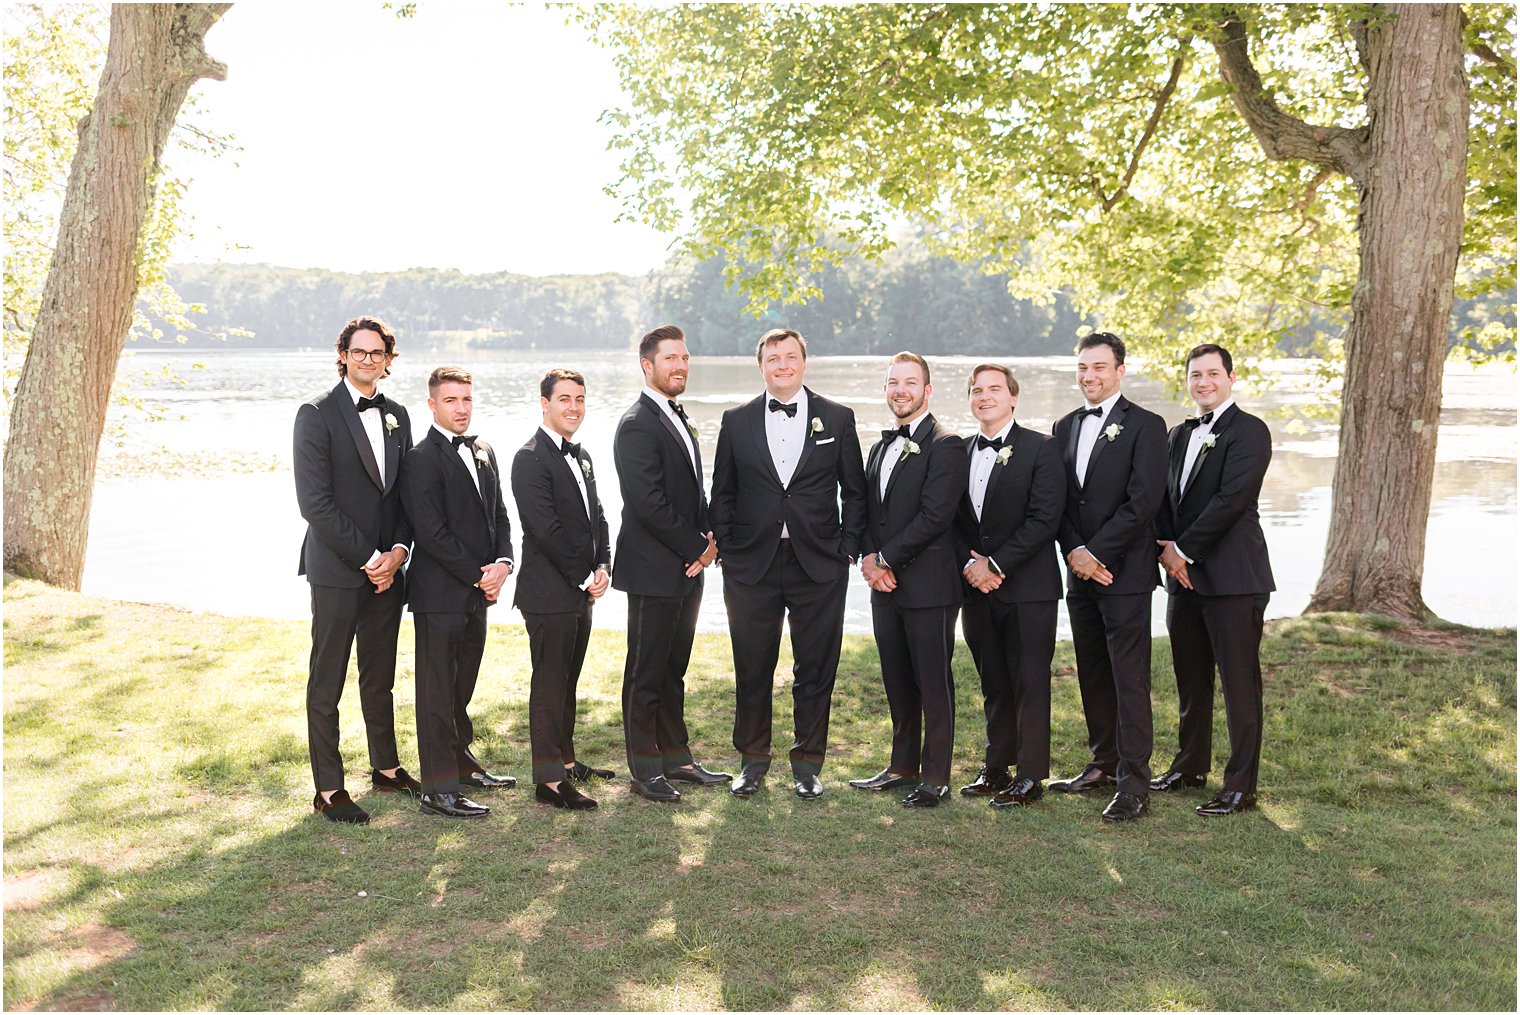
xmin=3 ymin=576 xmax=1514 ymax=1010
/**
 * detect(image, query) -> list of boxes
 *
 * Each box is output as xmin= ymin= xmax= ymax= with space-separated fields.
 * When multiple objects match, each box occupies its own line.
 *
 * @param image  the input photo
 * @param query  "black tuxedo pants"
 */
xmin=524 ymin=604 xmax=594 ymax=785
xmin=306 ymin=582 xmax=404 ymax=791
xmin=1165 ymin=589 xmax=1268 ymax=793
xmin=622 ymin=585 xmax=701 ymax=781
xmin=413 ymin=606 xmax=489 ymax=795
xmin=1066 ymin=590 xmax=1154 ymax=795
xmin=724 ymin=542 xmax=847 ymax=777
xmin=871 ymin=598 xmax=958 ymax=786
xmin=961 ymin=595 xmax=1057 ymax=781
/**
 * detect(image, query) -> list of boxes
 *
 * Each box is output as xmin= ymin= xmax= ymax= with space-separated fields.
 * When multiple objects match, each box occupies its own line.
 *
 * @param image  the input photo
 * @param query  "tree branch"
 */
xmin=173 ymin=4 xmax=232 ymax=82
xmin=1211 ymin=7 xmax=1369 ymax=184
xmin=1099 ymin=42 xmax=1189 ymax=213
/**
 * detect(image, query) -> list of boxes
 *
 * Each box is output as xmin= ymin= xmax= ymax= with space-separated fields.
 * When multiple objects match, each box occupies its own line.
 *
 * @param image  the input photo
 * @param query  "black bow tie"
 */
xmin=355 ymin=393 xmax=386 ymax=413
xmin=768 ymin=398 xmax=797 ymax=417
xmin=976 ymin=434 xmax=1005 ymax=452
xmin=1077 ymin=406 xmax=1103 ymax=420
xmin=561 ymin=441 xmax=581 ymax=458
xmin=882 ymin=424 xmax=912 ymax=442
xmin=1184 ymin=411 xmax=1215 ymax=430
xmin=451 ymin=434 xmax=477 ymax=449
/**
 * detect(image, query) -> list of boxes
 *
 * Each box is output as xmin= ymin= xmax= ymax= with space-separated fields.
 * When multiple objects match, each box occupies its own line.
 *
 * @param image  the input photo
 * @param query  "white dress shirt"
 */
xmin=344 ymin=378 xmax=406 ymax=569
xmin=644 ymin=385 xmax=700 ymax=479
xmin=878 ymin=410 xmax=928 ymax=501
xmin=436 ymin=422 xmax=482 ymax=498
xmin=764 ymin=388 xmax=809 ymax=538
xmin=968 ymin=418 xmax=1015 ymax=522
xmin=540 ymin=424 xmax=600 ymax=590
xmin=1174 ymin=397 xmax=1235 ymax=564
xmin=1074 ymin=390 xmax=1124 ymax=487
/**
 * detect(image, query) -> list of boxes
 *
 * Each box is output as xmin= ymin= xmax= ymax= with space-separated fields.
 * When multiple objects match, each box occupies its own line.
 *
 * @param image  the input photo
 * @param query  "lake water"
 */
xmin=80 ymin=348 xmax=1517 ymax=636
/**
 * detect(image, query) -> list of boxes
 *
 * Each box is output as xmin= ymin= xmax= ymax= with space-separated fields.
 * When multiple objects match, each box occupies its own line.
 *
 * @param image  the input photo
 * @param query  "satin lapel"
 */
xmin=1168 ymin=425 xmax=1189 ymax=508
xmin=985 ymin=421 xmax=1017 ymax=508
xmin=790 ymin=388 xmax=819 ymax=479
xmin=749 ymin=398 xmax=784 ymax=488
xmin=337 ymin=384 xmax=383 ymax=490
xmin=866 ymin=441 xmax=885 ymax=511
xmin=433 ymin=428 xmax=485 ymax=512
xmin=382 ymin=411 xmax=401 ymax=495
xmin=575 ymin=448 xmax=596 ymax=521
xmin=883 ymin=415 xmax=931 ymax=505
xmin=642 ymin=393 xmax=700 ymax=488
xmin=1062 ymin=413 xmax=1082 ymax=486
xmin=1084 ymin=399 xmax=1128 ymax=482
xmin=474 ymin=442 xmax=497 ymax=528
xmin=1182 ymin=403 xmax=1239 ymax=503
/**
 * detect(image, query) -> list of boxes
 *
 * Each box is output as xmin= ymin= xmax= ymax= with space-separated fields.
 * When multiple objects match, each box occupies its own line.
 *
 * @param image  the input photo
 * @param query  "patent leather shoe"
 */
xmin=461 ymin=769 xmax=517 ymax=789
xmin=371 ymin=767 xmax=422 ymax=796
xmin=730 ymin=765 xmax=766 ymax=797
xmin=794 ymin=774 xmax=824 ymax=800
xmin=1196 ymin=790 xmax=1256 ymax=816
xmin=535 ymin=782 xmax=598 ymax=811
xmin=959 ymin=765 xmax=1012 ymax=797
xmin=1150 ymin=769 xmax=1206 ymax=792
xmin=901 ymin=782 xmax=949 ymax=808
xmin=567 ymin=761 xmax=616 ymax=781
xmin=313 ymin=790 xmax=369 ymax=825
xmin=1100 ymin=790 xmax=1147 ymax=822
xmin=665 ymin=763 xmax=732 ymax=785
xmin=418 ymin=792 xmax=489 ymax=818
xmin=848 ymin=768 xmax=917 ymax=792
xmin=1049 ymin=764 xmax=1117 ymax=793
xmin=630 ymin=776 xmax=682 ymax=802
xmin=989 ymin=777 xmax=1044 ymax=808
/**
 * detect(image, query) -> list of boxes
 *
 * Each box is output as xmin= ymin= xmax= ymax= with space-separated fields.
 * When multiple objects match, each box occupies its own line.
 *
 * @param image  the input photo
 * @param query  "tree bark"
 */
xmin=3 ymin=4 xmax=229 ymax=588
xmin=1307 ymin=5 xmax=1468 ymax=621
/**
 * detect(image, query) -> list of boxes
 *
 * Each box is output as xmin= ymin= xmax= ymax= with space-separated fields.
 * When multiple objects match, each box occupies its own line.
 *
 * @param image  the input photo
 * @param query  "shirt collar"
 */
xmin=1082 ymin=390 xmax=1124 ymax=418
xmin=540 ymin=423 xmax=574 ymax=452
xmin=977 ymin=417 xmax=1016 ymax=444
xmin=764 ymin=387 xmax=808 ymax=416
xmin=343 ymin=377 xmax=379 ymax=407
xmin=433 ymin=422 xmax=464 ymax=444
xmin=893 ymin=409 xmax=930 ymax=438
xmin=643 ymin=386 xmax=680 ymax=411
xmin=1195 ymin=397 xmax=1235 ymax=425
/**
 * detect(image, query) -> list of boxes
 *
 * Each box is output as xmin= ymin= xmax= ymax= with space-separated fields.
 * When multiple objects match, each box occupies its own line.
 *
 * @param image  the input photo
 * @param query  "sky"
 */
xmin=171 ymin=2 xmax=676 ymax=277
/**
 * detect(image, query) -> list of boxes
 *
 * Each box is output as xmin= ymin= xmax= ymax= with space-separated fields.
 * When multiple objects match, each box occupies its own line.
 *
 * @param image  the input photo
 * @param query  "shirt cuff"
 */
xmin=391 ymin=543 xmax=409 ymax=564
xmin=363 ymin=549 xmax=381 ymax=569
xmin=578 ymin=570 xmax=597 ymax=590
xmin=1175 ymin=545 xmax=1195 ymax=565
xmin=988 ymin=557 xmax=1004 ymax=576
xmin=963 ymin=557 xmax=978 ymax=572
xmin=494 ymin=557 xmax=513 ymax=569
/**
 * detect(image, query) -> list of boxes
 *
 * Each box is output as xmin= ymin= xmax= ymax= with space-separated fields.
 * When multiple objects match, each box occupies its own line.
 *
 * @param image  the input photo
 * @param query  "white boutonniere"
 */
xmin=474 ymin=446 xmax=490 ymax=468
xmin=1201 ymin=432 xmax=1218 ymax=450
xmin=995 ymin=446 xmax=1013 ymax=466
xmin=580 ymin=459 xmax=592 ymax=480
xmin=685 ymin=419 xmax=699 ymax=439
xmin=811 ymin=416 xmax=824 ymax=434
xmin=383 ymin=412 xmax=399 ymax=434
xmin=1102 ymin=423 xmax=1123 ymax=442
xmin=898 ymin=439 xmax=921 ymax=462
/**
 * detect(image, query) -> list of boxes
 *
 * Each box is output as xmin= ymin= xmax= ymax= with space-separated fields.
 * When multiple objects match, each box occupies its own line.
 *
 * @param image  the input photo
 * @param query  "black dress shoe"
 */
xmin=566 ymin=761 xmax=616 ymax=781
xmin=371 ymin=767 xmax=422 ymax=795
xmin=630 ymin=776 xmax=681 ymax=802
xmin=535 ymin=782 xmax=598 ymax=811
xmin=664 ymin=763 xmax=732 ymax=785
xmin=461 ymin=769 xmax=517 ymax=789
xmin=794 ymin=774 xmax=824 ymax=800
xmin=1100 ymin=790 xmax=1147 ymax=822
xmin=959 ymin=765 xmax=1013 ymax=797
xmin=313 ymin=790 xmax=370 ymax=825
xmin=990 ymin=777 xmax=1044 ymax=808
xmin=901 ymin=782 xmax=949 ymax=808
xmin=1196 ymin=790 xmax=1257 ymax=816
xmin=418 ymin=792 xmax=489 ymax=818
xmin=1049 ymin=764 xmax=1117 ymax=793
xmin=848 ymin=768 xmax=918 ymax=791
xmin=1150 ymin=769 xmax=1206 ymax=792
xmin=730 ymin=765 xmax=766 ymax=797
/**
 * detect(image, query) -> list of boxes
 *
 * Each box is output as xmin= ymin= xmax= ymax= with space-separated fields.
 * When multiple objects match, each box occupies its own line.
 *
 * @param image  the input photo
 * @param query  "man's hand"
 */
xmin=587 ymin=566 xmax=611 ymax=601
xmin=364 ymin=547 xmax=406 ymax=593
xmin=477 ymin=560 xmax=512 ymax=601
xmin=861 ymin=554 xmax=897 ymax=593
xmin=686 ymin=531 xmax=718 ymax=578
xmin=1157 ymin=539 xmax=1193 ymax=590
xmin=963 ymin=553 xmax=1003 ymax=594
xmin=1067 ymin=546 xmax=1114 ymax=587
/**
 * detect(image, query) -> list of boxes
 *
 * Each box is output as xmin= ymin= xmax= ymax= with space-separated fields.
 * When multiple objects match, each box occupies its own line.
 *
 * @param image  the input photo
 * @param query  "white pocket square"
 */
xmin=814 ymin=436 xmax=836 ymax=445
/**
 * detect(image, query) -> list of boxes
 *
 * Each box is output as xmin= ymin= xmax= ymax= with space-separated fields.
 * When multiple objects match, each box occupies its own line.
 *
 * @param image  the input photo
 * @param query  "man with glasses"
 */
xmin=294 ymin=315 xmax=420 ymax=824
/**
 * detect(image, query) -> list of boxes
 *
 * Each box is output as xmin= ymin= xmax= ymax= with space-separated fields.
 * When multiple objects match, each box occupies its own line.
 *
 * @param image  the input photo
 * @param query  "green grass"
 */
xmin=3 ymin=575 xmax=1514 ymax=1010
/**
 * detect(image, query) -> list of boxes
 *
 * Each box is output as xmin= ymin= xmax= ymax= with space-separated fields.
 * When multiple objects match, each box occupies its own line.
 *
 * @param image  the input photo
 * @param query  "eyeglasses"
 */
xmin=346 ymin=348 xmax=389 ymax=363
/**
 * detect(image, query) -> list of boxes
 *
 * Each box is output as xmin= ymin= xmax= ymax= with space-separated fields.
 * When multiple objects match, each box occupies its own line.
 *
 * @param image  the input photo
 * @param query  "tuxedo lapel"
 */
xmin=883 ymin=415 xmax=932 ymax=505
xmin=1084 ymin=398 xmax=1129 ymax=482
xmin=336 ymin=384 xmax=383 ymax=490
xmin=790 ymin=387 xmax=820 ymax=479
xmin=747 ymin=399 xmax=784 ymax=488
xmin=866 ymin=441 xmax=885 ymax=511
xmin=641 ymin=392 xmax=700 ymax=487
xmin=1168 ymin=425 xmax=1190 ymax=508
xmin=382 ymin=413 xmax=401 ymax=495
xmin=1181 ymin=403 xmax=1240 ymax=502
xmin=1061 ymin=413 xmax=1082 ymax=485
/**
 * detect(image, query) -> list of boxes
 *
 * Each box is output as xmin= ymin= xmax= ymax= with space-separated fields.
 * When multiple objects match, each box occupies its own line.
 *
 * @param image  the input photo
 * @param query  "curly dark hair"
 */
xmin=335 ymin=315 xmax=398 ymax=378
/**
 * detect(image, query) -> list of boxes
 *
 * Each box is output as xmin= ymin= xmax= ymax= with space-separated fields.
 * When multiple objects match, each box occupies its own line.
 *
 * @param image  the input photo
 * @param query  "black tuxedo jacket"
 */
xmin=401 ymin=427 xmax=515 ymax=614
xmin=295 ymin=382 xmax=413 ymax=588
xmin=611 ymin=393 xmax=709 ymax=598
xmin=861 ymin=414 xmax=967 ymax=609
xmin=1155 ymin=404 xmax=1276 ymax=597
xmin=510 ymin=429 xmax=612 ymax=614
xmin=953 ymin=422 xmax=1065 ymax=604
xmin=709 ymin=388 xmax=868 ymax=585
xmin=1053 ymin=395 xmax=1168 ymax=595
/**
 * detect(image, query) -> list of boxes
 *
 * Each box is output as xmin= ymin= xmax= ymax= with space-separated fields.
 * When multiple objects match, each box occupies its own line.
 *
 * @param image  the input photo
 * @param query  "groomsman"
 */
xmin=953 ymin=364 xmax=1065 ymax=808
xmin=511 ymin=369 xmax=614 ymax=811
xmin=294 ymin=315 xmax=419 ymax=825
xmin=612 ymin=325 xmax=730 ymax=802
xmin=1153 ymin=344 xmax=1275 ymax=816
xmin=1050 ymin=332 xmax=1167 ymax=822
xmin=710 ymin=328 xmax=868 ymax=799
xmin=851 ymin=352 xmax=967 ymax=808
xmin=401 ymin=366 xmax=517 ymax=818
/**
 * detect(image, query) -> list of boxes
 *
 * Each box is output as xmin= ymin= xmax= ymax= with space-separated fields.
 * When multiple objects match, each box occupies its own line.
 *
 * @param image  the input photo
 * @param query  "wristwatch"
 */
xmin=874 ymin=552 xmax=888 ymax=570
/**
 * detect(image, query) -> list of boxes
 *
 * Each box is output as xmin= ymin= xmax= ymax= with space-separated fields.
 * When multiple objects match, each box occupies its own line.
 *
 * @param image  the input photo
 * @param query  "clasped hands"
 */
xmin=860 ymin=554 xmax=896 ymax=593
xmin=1156 ymin=539 xmax=1193 ymax=590
xmin=962 ymin=552 xmax=1002 ymax=594
xmin=1066 ymin=546 xmax=1114 ymax=586
xmin=685 ymin=531 xmax=719 ymax=578
xmin=477 ymin=560 xmax=512 ymax=601
xmin=362 ymin=547 xmax=407 ymax=594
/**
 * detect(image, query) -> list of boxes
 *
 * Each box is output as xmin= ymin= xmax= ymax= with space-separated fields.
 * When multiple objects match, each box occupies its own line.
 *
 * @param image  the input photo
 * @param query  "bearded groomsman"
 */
xmin=613 ymin=325 xmax=730 ymax=802
xmin=851 ymin=352 xmax=967 ymax=808
xmin=1050 ymin=332 xmax=1168 ymax=822
xmin=401 ymin=366 xmax=517 ymax=819
xmin=511 ymin=369 xmax=615 ymax=812
xmin=295 ymin=315 xmax=419 ymax=825
xmin=1153 ymin=344 xmax=1275 ymax=816
xmin=710 ymin=328 xmax=868 ymax=800
xmin=953 ymin=364 xmax=1065 ymax=809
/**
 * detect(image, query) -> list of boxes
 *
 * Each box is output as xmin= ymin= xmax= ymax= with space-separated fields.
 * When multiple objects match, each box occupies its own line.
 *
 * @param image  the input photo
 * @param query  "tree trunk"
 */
xmin=3 ymin=4 xmax=229 ymax=588
xmin=1306 ymin=5 xmax=1468 ymax=621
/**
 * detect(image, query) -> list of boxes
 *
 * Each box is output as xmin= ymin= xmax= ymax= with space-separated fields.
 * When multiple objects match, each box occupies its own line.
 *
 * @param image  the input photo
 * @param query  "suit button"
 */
xmin=1079 ymin=498 xmax=1086 ymax=505
xmin=784 ymin=493 xmax=790 ymax=499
